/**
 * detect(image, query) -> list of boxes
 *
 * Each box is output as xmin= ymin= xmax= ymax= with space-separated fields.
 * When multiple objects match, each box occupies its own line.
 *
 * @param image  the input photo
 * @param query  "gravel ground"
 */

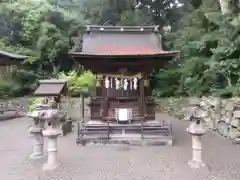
xmin=0 ymin=114 xmax=240 ymax=180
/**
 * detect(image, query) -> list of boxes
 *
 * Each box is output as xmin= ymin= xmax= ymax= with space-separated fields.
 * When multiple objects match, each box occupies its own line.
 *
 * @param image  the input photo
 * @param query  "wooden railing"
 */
xmin=76 ymin=119 xmax=172 ymax=144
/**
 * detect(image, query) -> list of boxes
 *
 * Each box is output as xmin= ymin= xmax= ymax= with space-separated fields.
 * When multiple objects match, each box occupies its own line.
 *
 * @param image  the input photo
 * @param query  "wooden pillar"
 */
xmin=101 ymin=77 xmax=105 ymax=119
xmin=101 ymin=76 xmax=107 ymax=120
xmin=143 ymin=74 xmax=149 ymax=117
xmin=81 ymin=94 xmax=84 ymax=120
xmin=139 ymin=75 xmax=145 ymax=120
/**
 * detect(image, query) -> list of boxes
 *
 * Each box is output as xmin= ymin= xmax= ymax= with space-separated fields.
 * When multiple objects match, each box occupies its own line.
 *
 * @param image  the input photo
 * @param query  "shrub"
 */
xmin=28 ymin=97 xmax=45 ymax=112
xmin=58 ymin=70 xmax=96 ymax=96
xmin=0 ymin=78 xmax=22 ymax=98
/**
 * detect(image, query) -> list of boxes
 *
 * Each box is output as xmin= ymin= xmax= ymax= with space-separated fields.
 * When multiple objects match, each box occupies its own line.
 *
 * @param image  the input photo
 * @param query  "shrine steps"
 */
xmin=76 ymin=134 xmax=173 ymax=146
xmin=76 ymin=120 xmax=173 ymax=146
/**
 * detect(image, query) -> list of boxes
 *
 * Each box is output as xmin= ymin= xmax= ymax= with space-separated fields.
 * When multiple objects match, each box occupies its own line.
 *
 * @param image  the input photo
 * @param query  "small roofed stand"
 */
xmin=0 ymin=50 xmax=27 ymax=115
xmin=33 ymin=79 xmax=68 ymax=123
xmin=69 ymin=25 xmax=179 ymax=145
xmin=31 ymin=79 xmax=68 ymax=170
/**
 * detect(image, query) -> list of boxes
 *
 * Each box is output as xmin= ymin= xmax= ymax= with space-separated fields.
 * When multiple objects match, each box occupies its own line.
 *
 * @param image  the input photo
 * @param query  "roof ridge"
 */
xmin=85 ymin=25 xmax=159 ymax=32
xmin=0 ymin=50 xmax=27 ymax=59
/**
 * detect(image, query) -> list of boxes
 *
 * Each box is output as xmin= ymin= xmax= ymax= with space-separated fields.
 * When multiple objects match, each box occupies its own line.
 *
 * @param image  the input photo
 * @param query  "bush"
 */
xmin=58 ymin=70 xmax=96 ymax=96
xmin=28 ymin=97 xmax=45 ymax=112
xmin=0 ymin=78 xmax=22 ymax=98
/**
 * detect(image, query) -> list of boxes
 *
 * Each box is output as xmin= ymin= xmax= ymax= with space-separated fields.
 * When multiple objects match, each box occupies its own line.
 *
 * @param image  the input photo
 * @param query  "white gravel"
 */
xmin=0 ymin=114 xmax=240 ymax=180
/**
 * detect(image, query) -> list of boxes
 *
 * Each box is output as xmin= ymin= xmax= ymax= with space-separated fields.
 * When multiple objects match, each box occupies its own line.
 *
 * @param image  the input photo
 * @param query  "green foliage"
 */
xmin=118 ymin=9 xmax=153 ymax=26
xmin=28 ymin=97 xmax=44 ymax=112
xmin=58 ymin=70 xmax=96 ymax=96
xmin=158 ymin=0 xmax=240 ymax=98
xmin=0 ymin=0 xmax=84 ymax=71
xmin=0 ymin=78 xmax=22 ymax=98
xmin=0 ymin=0 xmax=86 ymax=98
xmin=152 ymin=68 xmax=182 ymax=97
xmin=1 ymin=0 xmax=240 ymax=99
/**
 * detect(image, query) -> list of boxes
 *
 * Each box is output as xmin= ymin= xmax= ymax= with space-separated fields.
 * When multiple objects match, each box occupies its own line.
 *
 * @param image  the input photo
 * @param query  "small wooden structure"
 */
xmin=34 ymin=79 xmax=67 ymax=97
xmin=33 ymin=79 xmax=72 ymax=135
xmin=0 ymin=50 xmax=26 ymax=78
xmin=69 ymin=25 xmax=179 ymax=144
xmin=33 ymin=79 xmax=68 ymax=112
xmin=0 ymin=50 xmax=26 ymax=115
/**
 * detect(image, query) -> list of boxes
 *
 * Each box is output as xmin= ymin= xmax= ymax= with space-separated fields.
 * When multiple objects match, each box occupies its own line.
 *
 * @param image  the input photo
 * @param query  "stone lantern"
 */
xmin=39 ymin=109 xmax=62 ymax=171
xmin=27 ymin=104 xmax=47 ymax=159
xmin=187 ymin=104 xmax=208 ymax=169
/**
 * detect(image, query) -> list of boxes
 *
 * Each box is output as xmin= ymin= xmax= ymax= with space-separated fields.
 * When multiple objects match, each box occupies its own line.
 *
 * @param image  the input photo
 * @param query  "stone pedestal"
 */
xmin=27 ymin=109 xmax=46 ymax=160
xmin=38 ymin=109 xmax=62 ymax=171
xmin=42 ymin=128 xmax=62 ymax=170
xmin=187 ymin=124 xmax=207 ymax=169
xmin=28 ymin=126 xmax=45 ymax=159
xmin=188 ymin=135 xmax=206 ymax=168
xmin=186 ymin=104 xmax=208 ymax=169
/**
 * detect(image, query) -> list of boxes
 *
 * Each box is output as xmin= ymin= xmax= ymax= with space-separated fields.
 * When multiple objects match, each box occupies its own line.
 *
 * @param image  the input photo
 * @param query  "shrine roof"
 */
xmin=33 ymin=79 xmax=67 ymax=96
xmin=0 ymin=50 xmax=27 ymax=60
xmin=69 ymin=25 xmax=179 ymax=57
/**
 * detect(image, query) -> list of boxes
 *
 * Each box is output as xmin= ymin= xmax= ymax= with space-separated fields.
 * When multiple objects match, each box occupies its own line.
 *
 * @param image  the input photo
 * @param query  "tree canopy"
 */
xmin=0 ymin=0 xmax=240 ymax=97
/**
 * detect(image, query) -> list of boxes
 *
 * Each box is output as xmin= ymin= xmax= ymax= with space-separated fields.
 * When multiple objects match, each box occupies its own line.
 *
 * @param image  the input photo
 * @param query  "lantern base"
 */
xmin=188 ymin=159 xmax=207 ymax=169
xmin=43 ymin=162 xmax=60 ymax=171
xmin=29 ymin=152 xmax=45 ymax=160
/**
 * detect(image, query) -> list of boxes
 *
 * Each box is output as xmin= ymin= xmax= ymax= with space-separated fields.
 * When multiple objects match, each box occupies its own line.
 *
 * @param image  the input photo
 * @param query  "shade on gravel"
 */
xmin=0 ymin=114 xmax=239 ymax=180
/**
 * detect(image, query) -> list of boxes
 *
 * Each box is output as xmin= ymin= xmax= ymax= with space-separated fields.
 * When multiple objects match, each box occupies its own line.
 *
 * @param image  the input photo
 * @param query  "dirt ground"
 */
xmin=0 ymin=113 xmax=239 ymax=180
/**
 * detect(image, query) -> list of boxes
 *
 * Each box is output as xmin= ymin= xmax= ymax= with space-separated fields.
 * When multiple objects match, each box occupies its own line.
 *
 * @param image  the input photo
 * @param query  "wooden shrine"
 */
xmin=32 ymin=79 xmax=72 ymax=135
xmin=69 ymin=25 xmax=179 ymax=144
xmin=0 ymin=50 xmax=27 ymax=115
xmin=0 ymin=50 xmax=27 ymax=78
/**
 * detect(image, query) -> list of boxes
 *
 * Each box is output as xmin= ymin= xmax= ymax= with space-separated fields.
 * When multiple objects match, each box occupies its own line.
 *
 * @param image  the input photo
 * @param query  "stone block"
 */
xmin=230 ymin=118 xmax=240 ymax=127
xmin=228 ymin=127 xmax=240 ymax=140
xmin=216 ymin=121 xmax=229 ymax=136
xmin=225 ymin=101 xmax=235 ymax=111
xmin=224 ymin=117 xmax=231 ymax=124
xmin=233 ymin=110 xmax=240 ymax=118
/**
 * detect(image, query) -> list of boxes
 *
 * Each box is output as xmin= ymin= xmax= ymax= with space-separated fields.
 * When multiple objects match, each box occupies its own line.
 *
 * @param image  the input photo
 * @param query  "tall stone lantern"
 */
xmin=187 ymin=104 xmax=208 ymax=169
xmin=27 ymin=104 xmax=47 ymax=159
xmin=39 ymin=109 xmax=62 ymax=171
xmin=29 ymin=79 xmax=68 ymax=169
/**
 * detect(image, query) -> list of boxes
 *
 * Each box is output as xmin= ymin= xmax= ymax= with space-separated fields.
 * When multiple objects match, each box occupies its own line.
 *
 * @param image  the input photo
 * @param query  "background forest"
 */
xmin=0 ymin=0 xmax=240 ymax=98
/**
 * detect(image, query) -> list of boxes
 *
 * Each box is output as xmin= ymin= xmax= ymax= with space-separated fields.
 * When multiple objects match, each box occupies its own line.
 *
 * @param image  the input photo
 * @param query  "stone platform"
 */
xmin=77 ymin=133 xmax=173 ymax=146
xmin=1 ymin=114 xmax=240 ymax=180
xmin=77 ymin=119 xmax=172 ymax=146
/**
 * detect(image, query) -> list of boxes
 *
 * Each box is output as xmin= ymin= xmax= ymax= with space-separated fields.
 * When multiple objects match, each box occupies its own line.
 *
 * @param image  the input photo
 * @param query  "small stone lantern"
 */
xmin=27 ymin=104 xmax=46 ymax=159
xmin=39 ymin=109 xmax=62 ymax=171
xmin=187 ymin=104 xmax=208 ymax=169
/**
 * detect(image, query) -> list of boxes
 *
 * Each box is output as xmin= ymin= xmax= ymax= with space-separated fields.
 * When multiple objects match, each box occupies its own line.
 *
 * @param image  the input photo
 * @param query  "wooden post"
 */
xmin=140 ymin=74 xmax=145 ymax=119
xmin=101 ymin=77 xmax=104 ymax=119
xmin=101 ymin=76 xmax=107 ymax=119
xmin=140 ymin=77 xmax=144 ymax=139
xmin=81 ymin=94 xmax=84 ymax=120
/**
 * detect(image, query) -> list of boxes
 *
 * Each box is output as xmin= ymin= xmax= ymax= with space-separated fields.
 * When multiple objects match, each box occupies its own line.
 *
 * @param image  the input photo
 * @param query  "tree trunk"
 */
xmin=51 ymin=62 xmax=59 ymax=77
xmin=219 ymin=0 xmax=232 ymax=15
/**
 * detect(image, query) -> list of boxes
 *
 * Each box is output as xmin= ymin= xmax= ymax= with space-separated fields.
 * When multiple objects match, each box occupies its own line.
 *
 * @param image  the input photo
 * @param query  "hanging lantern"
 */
xmin=110 ymin=77 xmax=113 ymax=88
xmin=105 ymin=76 xmax=110 ymax=88
xmin=123 ymin=79 xmax=128 ymax=90
xmin=133 ymin=77 xmax=138 ymax=90
xmin=115 ymin=77 xmax=120 ymax=89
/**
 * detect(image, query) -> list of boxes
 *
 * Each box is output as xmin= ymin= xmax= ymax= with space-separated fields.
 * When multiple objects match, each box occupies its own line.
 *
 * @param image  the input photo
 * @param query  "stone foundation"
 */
xmin=157 ymin=97 xmax=240 ymax=142
xmin=77 ymin=134 xmax=173 ymax=146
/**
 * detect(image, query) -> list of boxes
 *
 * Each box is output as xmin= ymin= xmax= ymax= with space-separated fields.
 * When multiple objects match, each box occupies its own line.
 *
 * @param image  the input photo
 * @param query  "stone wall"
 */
xmin=156 ymin=97 xmax=240 ymax=141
